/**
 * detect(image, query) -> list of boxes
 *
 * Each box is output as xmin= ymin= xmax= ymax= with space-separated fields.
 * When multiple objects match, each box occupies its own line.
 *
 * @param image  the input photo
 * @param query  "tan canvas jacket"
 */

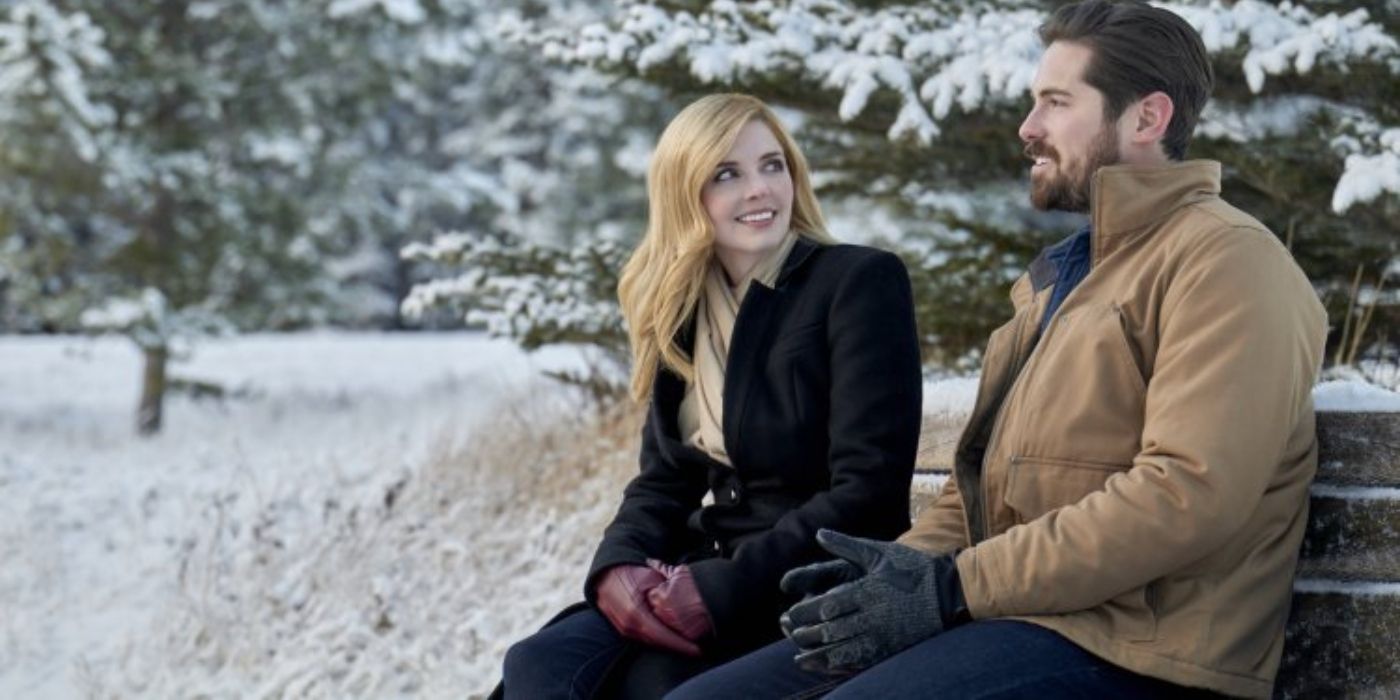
xmin=900 ymin=160 xmax=1327 ymax=698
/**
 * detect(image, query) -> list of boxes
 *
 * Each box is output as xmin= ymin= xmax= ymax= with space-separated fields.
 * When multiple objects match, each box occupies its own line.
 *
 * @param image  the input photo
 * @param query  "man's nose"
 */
xmin=1018 ymin=108 xmax=1043 ymax=144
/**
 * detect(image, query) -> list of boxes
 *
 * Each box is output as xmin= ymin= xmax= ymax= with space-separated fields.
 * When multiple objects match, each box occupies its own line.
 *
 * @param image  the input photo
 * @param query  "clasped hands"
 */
xmin=595 ymin=558 xmax=713 ymax=656
xmin=779 ymin=529 xmax=965 ymax=675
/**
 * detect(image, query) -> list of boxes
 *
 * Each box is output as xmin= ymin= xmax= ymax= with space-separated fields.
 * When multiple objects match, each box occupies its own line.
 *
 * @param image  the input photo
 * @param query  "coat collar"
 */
xmin=774 ymin=235 xmax=821 ymax=287
xmin=657 ymin=236 xmax=824 ymax=465
xmin=1089 ymin=159 xmax=1221 ymax=266
xmin=722 ymin=236 xmax=823 ymax=462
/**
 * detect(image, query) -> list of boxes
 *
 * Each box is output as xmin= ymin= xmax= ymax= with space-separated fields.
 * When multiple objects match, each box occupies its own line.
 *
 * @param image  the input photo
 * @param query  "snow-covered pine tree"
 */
xmin=395 ymin=0 xmax=680 ymax=385
xmin=0 ymin=0 xmax=509 ymax=431
xmin=510 ymin=0 xmax=1399 ymax=368
xmin=0 ymin=0 xmax=339 ymax=432
xmin=0 ymin=0 xmax=677 ymax=426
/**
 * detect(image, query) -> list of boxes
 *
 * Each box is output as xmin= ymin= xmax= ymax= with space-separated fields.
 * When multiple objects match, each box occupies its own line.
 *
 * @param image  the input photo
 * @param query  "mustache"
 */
xmin=1024 ymin=142 xmax=1059 ymax=161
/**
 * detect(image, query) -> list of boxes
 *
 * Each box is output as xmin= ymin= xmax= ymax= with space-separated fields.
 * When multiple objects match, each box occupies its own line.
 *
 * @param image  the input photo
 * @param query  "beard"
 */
xmin=1027 ymin=124 xmax=1121 ymax=213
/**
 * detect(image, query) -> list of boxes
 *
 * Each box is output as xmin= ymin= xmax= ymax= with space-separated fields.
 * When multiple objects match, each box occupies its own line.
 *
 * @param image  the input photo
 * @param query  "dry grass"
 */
xmin=97 ymin=383 xmax=971 ymax=698
xmin=97 ymin=386 xmax=648 ymax=699
xmin=916 ymin=413 xmax=968 ymax=473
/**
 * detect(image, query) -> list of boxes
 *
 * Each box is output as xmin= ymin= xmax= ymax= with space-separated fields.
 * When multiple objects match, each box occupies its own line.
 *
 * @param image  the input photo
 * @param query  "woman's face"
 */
xmin=701 ymin=119 xmax=794 ymax=283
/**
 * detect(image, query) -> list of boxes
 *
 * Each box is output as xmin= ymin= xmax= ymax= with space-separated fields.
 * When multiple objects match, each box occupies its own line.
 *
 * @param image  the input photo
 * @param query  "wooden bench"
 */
xmin=910 ymin=411 xmax=1400 ymax=698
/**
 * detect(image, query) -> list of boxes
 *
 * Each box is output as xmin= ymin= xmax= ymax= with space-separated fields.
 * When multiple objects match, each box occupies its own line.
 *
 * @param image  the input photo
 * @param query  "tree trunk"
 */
xmin=138 ymin=345 xmax=168 ymax=436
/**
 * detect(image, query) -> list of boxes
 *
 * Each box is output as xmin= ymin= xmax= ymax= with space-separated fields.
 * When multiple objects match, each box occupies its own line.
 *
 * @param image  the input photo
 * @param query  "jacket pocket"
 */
xmin=1106 ymin=304 xmax=1147 ymax=393
xmin=1003 ymin=455 xmax=1128 ymax=525
xmin=1003 ymin=456 xmax=1157 ymax=641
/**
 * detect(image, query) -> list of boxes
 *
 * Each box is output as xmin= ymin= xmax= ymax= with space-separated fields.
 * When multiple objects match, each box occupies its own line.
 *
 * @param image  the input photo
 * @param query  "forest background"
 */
xmin=0 ymin=1 xmax=1397 ymax=697
xmin=2 ymin=0 xmax=1397 ymax=429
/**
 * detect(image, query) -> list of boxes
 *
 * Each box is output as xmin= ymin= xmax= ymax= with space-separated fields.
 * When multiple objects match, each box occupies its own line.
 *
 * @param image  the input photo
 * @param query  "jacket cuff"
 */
xmin=939 ymin=554 xmax=971 ymax=626
xmin=955 ymin=546 xmax=1000 ymax=620
xmin=686 ymin=556 xmax=776 ymax=646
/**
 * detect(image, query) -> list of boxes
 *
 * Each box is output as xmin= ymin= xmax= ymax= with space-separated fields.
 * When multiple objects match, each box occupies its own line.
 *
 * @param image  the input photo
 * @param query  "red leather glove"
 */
xmin=646 ymin=559 xmax=714 ymax=642
xmin=594 ymin=564 xmax=701 ymax=656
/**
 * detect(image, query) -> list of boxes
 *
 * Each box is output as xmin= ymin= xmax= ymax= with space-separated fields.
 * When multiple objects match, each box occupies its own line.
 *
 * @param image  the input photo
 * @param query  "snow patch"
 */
xmin=0 ymin=332 xmax=587 ymax=698
xmin=1313 ymin=379 xmax=1400 ymax=412
xmin=1294 ymin=580 xmax=1400 ymax=596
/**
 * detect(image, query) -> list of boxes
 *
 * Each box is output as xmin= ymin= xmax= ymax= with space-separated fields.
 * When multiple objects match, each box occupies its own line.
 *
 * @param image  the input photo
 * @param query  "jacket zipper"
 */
xmin=976 ymin=290 xmax=1049 ymax=543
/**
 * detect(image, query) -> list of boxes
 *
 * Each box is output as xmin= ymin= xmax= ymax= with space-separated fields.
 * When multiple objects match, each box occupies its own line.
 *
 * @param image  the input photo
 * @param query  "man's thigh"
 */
xmin=826 ymin=619 xmax=1201 ymax=700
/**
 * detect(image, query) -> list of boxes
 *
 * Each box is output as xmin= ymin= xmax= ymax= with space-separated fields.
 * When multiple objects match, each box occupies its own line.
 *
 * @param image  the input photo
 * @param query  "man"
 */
xmin=667 ymin=1 xmax=1327 ymax=698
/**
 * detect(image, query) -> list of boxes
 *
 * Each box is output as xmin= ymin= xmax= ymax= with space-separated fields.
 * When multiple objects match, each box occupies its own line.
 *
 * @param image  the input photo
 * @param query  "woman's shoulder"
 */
xmin=805 ymin=243 xmax=909 ymax=278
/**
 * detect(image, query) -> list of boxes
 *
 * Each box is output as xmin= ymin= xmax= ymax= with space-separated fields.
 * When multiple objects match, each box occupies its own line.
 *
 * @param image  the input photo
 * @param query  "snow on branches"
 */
xmin=1333 ymin=127 xmax=1400 ymax=215
xmin=1160 ymin=2 xmax=1396 ymax=94
xmin=529 ymin=0 xmax=1044 ymax=144
xmin=0 ymin=0 xmax=113 ymax=161
xmin=401 ymin=232 xmax=629 ymax=359
xmin=530 ymin=0 xmax=1398 ymax=210
xmin=80 ymin=288 xmax=232 ymax=353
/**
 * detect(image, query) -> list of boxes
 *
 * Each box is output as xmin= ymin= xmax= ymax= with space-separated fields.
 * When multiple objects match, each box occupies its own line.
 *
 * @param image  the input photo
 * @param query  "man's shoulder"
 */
xmin=1160 ymin=195 xmax=1288 ymax=262
xmin=1181 ymin=196 xmax=1271 ymax=233
xmin=1153 ymin=196 xmax=1318 ymax=304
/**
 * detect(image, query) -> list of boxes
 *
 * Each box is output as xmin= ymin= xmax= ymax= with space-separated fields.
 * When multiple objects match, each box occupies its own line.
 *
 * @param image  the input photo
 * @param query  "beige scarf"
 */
xmin=678 ymin=231 xmax=799 ymax=466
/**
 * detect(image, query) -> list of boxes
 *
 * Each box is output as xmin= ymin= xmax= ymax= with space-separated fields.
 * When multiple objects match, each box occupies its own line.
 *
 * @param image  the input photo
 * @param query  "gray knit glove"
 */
xmin=779 ymin=529 xmax=965 ymax=675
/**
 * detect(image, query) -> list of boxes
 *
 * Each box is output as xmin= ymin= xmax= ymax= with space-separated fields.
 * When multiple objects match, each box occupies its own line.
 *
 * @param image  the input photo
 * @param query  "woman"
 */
xmin=498 ymin=93 xmax=923 ymax=699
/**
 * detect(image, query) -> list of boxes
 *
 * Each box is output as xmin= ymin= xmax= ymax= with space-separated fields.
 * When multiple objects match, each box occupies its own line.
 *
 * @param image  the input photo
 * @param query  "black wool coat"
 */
xmin=585 ymin=239 xmax=923 ymax=655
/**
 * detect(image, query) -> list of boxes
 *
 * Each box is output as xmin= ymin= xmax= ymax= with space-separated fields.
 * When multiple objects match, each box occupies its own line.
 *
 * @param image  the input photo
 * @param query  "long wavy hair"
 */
xmin=619 ymin=93 xmax=835 ymax=402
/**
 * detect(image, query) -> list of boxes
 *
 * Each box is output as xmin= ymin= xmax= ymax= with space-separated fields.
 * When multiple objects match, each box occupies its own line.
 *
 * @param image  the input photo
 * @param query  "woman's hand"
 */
xmin=645 ymin=559 xmax=714 ymax=642
xmin=594 ymin=564 xmax=702 ymax=656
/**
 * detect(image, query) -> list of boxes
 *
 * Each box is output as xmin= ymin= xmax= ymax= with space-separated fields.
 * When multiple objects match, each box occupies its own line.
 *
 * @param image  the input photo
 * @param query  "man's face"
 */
xmin=1019 ymin=41 xmax=1123 ymax=212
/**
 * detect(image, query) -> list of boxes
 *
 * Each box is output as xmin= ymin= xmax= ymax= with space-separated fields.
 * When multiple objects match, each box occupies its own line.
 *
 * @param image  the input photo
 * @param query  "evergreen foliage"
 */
xmin=2 ymin=0 xmax=1395 ymax=419
xmin=456 ymin=0 xmax=1397 ymax=368
xmin=0 ymin=0 xmax=665 ymax=428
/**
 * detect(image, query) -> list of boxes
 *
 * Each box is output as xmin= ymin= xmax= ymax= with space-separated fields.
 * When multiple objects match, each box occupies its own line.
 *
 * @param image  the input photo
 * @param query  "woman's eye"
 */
xmin=763 ymin=159 xmax=787 ymax=172
xmin=713 ymin=167 xmax=737 ymax=182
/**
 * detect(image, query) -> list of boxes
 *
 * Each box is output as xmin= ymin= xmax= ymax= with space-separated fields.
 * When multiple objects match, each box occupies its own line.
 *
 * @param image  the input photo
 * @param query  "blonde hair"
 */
xmin=618 ymin=93 xmax=835 ymax=402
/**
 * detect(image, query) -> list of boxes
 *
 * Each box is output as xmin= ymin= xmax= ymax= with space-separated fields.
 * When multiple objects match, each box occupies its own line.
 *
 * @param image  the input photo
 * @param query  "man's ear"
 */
xmin=1130 ymin=91 xmax=1174 ymax=145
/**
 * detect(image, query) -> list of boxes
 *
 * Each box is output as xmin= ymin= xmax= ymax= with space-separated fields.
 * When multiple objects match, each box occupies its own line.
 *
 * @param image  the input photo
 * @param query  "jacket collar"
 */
xmin=658 ymin=235 xmax=822 ymax=450
xmin=774 ymin=235 xmax=821 ymax=287
xmin=1089 ymin=159 xmax=1221 ymax=265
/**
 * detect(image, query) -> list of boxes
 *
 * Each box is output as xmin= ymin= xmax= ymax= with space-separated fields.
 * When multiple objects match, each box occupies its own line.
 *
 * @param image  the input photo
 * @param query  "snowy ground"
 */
xmin=2 ymin=332 xmax=1396 ymax=699
xmin=0 ymin=332 xmax=590 ymax=699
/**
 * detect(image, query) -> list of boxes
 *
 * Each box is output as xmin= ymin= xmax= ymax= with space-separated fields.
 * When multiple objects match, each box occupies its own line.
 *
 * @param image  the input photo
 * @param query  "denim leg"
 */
xmin=824 ymin=619 xmax=1218 ymax=700
xmin=502 ymin=608 xmax=628 ymax=700
xmin=665 ymin=637 xmax=848 ymax=700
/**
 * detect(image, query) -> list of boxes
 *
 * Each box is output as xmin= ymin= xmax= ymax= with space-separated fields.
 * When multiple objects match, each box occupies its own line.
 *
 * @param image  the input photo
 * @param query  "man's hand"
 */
xmin=779 ymin=529 xmax=965 ymax=675
xmin=645 ymin=559 xmax=714 ymax=641
xmin=594 ymin=564 xmax=702 ymax=656
xmin=779 ymin=556 xmax=862 ymax=599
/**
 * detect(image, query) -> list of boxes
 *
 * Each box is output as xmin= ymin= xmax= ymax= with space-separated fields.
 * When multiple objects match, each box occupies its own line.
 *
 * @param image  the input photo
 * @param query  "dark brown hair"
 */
xmin=1040 ymin=0 xmax=1214 ymax=160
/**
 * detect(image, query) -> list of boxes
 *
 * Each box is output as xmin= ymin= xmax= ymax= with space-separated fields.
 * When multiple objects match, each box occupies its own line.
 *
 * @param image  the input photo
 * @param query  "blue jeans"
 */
xmin=501 ymin=607 xmax=717 ymax=699
xmin=666 ymin=620 xmax=1217 ymax=699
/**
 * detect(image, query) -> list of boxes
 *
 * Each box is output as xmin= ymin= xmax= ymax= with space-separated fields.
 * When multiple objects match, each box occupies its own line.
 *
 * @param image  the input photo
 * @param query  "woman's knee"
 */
xmin=501 ymin=631 xmax=551 ymax=692
xmin=501 ymin=610 xmax=623 ymax=699
xmin=502 ymin=633 xmax=532 ymax=675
